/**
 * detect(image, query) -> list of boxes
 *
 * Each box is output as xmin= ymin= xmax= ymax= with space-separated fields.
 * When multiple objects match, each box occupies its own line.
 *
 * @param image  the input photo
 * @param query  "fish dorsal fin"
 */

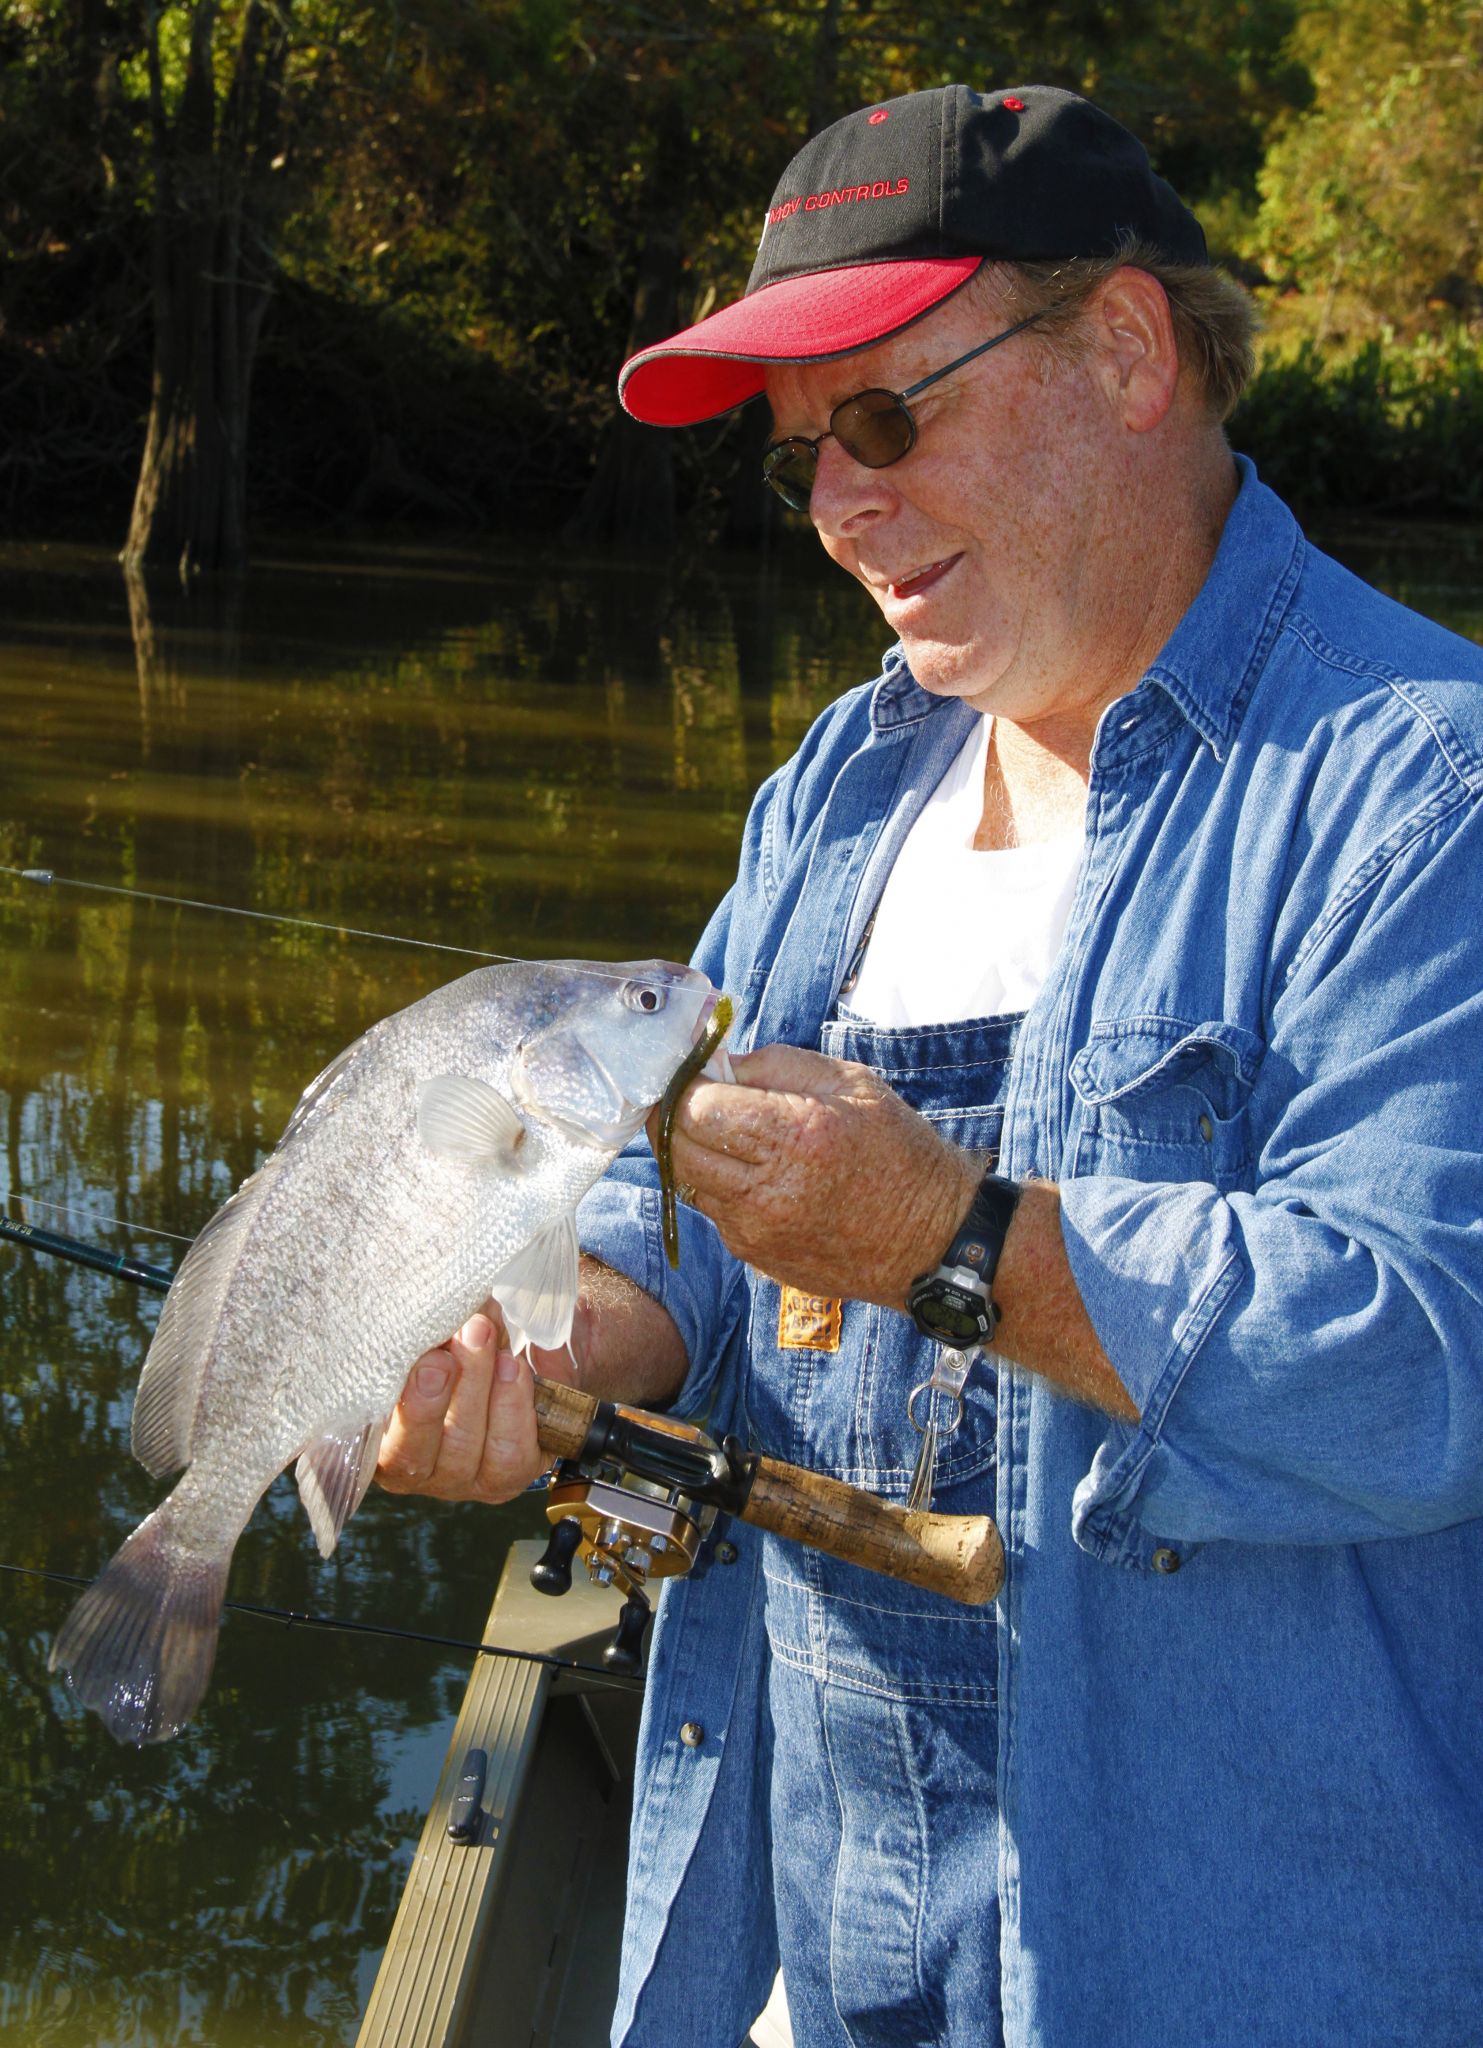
xmin=491 ymin=1214 xmax=580 ymax=1356
xmin=417 ymin=1074 xmax=526 ymax=1167
xmin=130 ymin=1156 xmax=285 ymax=1480
xmin=295 ymin=1416 xmax=387 ymax=1559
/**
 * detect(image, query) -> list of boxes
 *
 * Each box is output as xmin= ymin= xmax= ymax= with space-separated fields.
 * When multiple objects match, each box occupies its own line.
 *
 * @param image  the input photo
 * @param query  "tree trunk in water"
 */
xmin=122 ymin=0 xmax=289 ymax=579
xmin=565 ymin=100 xmax=688 ymax=547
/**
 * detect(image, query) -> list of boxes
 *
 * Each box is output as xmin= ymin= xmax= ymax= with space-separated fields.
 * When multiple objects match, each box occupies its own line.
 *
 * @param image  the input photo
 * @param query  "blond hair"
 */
xmin=977 ymin=242 xmax=1258 ymax=420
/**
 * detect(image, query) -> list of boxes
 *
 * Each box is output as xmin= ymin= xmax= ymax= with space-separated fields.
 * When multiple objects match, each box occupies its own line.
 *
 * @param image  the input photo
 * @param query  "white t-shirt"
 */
xmin=846 ymin=715 xmax=1083 ymax=1029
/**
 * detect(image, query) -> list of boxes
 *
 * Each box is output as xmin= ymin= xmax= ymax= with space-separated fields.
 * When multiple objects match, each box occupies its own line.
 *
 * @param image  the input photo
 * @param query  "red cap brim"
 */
xmin=618 ymin=257 xmax=982 ymax=426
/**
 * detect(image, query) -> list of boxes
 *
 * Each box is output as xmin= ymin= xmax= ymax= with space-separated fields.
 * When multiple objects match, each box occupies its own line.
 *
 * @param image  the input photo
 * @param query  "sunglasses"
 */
xmin=761 ymin=310 xmax=1046 ymax=513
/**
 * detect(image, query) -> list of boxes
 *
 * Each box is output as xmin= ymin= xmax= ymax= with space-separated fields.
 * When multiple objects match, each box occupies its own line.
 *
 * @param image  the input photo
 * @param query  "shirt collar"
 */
xmin=865 ymin=457 xmax=1306 ymax=760
xmin=868 ymin=646 xmax=946 ymax=732
xmin=1141 ymin=455 xmax=1306 ymax=761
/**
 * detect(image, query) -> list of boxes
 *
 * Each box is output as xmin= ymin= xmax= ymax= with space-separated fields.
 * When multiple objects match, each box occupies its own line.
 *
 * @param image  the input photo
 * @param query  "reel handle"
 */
xmin=531 ymin=1377 xmax=1003 ymax=1609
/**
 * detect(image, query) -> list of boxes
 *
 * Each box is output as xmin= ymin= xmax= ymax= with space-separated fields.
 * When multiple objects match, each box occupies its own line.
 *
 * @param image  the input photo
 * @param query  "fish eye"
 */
xmin=622 ymin=981 xmax=666 ymax=1014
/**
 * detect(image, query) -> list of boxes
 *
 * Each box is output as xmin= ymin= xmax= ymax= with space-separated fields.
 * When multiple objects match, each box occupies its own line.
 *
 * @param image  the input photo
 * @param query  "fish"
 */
xmin=50 ymin=956 xmax=720 ymax=1744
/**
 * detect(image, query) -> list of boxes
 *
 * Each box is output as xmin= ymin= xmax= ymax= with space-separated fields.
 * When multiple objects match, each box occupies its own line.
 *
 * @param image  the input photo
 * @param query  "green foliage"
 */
xmin=0 ymin=0 xmax=1478 ymax=534
xmin=1255 ymin=0 xmax=1483 ymax=325
xmin=1231 ymin=331 xmax=1483 ymax=518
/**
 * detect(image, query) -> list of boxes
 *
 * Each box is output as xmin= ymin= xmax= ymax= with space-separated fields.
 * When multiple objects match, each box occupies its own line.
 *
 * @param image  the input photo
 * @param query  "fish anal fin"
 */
xmin=130 ymin=1158 xmax=283 ymax=1480
xmin=491 ymin=1213 xmax=580 ymax=1357
xmin=295 ymin=1416 xmax=387 ymax=1559
xmin=417 ymin=1074 xmax=525 ymax=1168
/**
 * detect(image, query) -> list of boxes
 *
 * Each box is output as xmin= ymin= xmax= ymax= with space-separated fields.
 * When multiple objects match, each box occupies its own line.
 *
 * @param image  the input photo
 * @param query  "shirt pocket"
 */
xmin=1068 ymin=1017 xmax=1264 ymax=1192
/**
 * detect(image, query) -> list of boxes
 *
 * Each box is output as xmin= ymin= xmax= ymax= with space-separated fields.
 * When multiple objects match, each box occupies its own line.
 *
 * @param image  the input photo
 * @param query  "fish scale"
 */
xmin=50 ymin=955 xmax=719 ymax=1745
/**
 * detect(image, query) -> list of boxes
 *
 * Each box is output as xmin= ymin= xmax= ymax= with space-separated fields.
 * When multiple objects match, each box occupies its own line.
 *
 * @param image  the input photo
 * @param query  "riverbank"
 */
xmin=3 ymin=297 xmax=1479 ymax=549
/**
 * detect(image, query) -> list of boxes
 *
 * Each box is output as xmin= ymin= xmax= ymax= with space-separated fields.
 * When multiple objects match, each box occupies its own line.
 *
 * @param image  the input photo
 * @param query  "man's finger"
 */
xmin=730 ymin=1043 xmax=870 ymax=1096
xmin=473 ymin=1339 xmax=542 ymax=1498
xmin=377 ymin=1341 xmax=461 ymax=1492
xmin=433 ymin=1312 xmax=504 ymax=1495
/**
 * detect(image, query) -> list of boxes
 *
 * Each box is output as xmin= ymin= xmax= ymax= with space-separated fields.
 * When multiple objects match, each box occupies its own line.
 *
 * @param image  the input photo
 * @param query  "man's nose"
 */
xmin=807 ymin=436 xmax=895 ymax=538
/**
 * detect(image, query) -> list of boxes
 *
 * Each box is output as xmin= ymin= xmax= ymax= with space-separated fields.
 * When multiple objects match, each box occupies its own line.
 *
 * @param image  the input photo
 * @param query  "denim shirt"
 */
xmin=579 ymin=460 xmax=1483 ymax=2048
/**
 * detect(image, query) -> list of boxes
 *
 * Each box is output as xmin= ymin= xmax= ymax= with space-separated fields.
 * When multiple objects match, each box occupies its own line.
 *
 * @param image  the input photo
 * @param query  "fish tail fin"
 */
xmin=49 ymin=1504 xmax=230 ymax=1745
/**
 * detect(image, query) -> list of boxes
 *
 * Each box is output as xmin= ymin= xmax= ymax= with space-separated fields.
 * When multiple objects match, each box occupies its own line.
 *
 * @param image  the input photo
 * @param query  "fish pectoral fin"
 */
xmin=417 ymin=1074 xmax=526 ymax=1168
xmin=490 ymin=1214 xmax=580 ymax=1357
xmin=295 ymin=1416 xmax=387 ymax=1559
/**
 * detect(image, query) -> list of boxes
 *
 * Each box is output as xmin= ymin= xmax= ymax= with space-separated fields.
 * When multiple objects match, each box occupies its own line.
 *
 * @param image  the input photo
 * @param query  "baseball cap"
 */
xmin=619 ymin=83 xmax=1208 ymax=427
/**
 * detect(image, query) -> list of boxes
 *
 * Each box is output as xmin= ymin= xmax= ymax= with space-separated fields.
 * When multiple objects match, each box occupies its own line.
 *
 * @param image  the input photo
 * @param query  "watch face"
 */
xmin=909 ymin=1279 xmax=994 ymax=1347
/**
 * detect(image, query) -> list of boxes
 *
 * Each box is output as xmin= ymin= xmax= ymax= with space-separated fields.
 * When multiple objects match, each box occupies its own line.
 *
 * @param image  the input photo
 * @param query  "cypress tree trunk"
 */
xmin=122 ymin=0 xmax=290 ymax=579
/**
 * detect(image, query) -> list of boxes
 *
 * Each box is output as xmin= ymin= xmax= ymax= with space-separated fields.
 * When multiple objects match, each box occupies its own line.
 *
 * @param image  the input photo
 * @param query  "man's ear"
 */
xmin=1092 ymin=267 xmax=1181 ymax=433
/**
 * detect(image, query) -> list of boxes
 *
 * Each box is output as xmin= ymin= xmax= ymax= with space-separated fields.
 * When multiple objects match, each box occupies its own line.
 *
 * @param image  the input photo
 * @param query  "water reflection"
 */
xmin=0 ymin=537 xmax=889 ymax=2047
xmin=0 ymin=529 xmax=1478 ymax=2045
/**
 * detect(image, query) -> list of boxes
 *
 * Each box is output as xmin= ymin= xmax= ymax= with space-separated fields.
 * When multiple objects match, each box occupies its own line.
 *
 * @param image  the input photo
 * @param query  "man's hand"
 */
xmin=652 ymin=1043 xmax=982 ymax=1310
xmin=656 ymin=1042 xmax=1139 ymax=1421
xmin=375 ymin=1261 xmax=692 ymax=1505
xmin=375 ymin=1303 xmax=568 ymax=1504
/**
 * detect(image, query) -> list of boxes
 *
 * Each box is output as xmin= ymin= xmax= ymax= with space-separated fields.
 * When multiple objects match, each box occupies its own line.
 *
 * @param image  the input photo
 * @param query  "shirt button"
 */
xmin=679 ymin=1721 xmax=705 ymax=1748
xmin=1198 ymin=1114 xmax=1214 ymax=1142
xmin=1152 ymin=1547 xmax=1181 ymax=1575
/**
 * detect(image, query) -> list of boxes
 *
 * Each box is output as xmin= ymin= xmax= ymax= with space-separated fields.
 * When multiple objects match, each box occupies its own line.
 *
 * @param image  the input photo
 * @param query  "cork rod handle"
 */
xmin=531 ymin=1376 xmax=1004 ymax=1607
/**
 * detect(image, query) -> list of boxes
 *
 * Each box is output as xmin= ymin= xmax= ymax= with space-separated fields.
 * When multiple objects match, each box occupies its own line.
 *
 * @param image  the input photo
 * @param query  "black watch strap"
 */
xmin=906 ymin=1171 xmax=1021 ymax=1347
xmin=943 ymin=1171 xmax=1021 ymax=1289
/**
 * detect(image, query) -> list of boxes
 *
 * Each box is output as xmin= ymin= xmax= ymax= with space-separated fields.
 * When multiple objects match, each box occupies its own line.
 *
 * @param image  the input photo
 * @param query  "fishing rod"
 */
xmin=0 ymin=1214 xmax=174 ymax=1290
xmin=0 ymin=1562 xmax=644 ymax=1693
xmin=1 ymin=864 xmax=654 ymax=983
xmin=4 ymin=1213 xmax=1005 ymax=1679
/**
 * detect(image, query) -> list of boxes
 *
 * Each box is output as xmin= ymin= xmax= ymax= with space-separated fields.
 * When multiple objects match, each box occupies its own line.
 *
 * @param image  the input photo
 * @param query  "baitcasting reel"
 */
xmin=529 ymin=1400 xmax=757 ymax=1675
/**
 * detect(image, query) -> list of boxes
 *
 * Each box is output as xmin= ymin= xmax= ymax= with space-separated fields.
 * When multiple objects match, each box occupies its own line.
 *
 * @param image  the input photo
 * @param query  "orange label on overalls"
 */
xmin=778 ymin=1287 xmax=843 ymax=1351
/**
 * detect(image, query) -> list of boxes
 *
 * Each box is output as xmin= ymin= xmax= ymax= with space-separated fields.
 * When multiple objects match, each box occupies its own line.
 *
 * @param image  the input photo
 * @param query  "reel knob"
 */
xmin=530 ymin=1514 xmax=584 ymax=1596
xmin=602 ymin=1588 xmax=652 ymax=1675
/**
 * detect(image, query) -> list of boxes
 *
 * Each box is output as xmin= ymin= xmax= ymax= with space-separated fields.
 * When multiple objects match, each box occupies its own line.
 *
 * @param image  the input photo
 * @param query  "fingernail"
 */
xmin=494 ymin=1349 xmax=521 ymax=1383
xmin=416 ymin=1360 xmax=451 ymax=1398
xmin=461 ymin=1314 xmax=493 ymax=1349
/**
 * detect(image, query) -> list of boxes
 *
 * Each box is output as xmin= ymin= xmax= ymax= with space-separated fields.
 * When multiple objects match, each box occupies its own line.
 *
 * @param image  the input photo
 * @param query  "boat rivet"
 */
xmin=680 ymin=1721 xmax=705 ymax=1748
xmin=715 ymin=1540 xmax=738 ymax=1565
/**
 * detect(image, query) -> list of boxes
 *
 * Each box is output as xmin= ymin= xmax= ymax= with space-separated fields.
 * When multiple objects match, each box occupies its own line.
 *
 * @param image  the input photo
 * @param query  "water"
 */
xmin=1 ymin=525 xmax=1479 ymax=2045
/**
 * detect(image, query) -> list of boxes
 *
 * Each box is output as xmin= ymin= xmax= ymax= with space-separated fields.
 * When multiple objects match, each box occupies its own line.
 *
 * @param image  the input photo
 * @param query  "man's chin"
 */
xmin=897 ymin=634 xmax=989 ymax=702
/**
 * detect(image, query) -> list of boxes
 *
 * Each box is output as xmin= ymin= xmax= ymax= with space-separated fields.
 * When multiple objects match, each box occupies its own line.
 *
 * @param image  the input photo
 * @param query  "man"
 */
xmin=378 ymin=85 xmax=1483 ymax=2047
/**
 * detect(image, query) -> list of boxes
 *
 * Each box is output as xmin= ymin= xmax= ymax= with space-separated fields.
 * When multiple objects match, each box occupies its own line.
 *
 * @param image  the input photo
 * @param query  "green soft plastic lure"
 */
xmin=657 ymin=994 xmax=734 ymax=1269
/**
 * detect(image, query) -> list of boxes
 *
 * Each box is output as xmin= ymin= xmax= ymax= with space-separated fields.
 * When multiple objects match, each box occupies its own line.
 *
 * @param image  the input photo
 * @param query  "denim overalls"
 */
xmin=747 ymin=1005 xmax=1021 ymax=2048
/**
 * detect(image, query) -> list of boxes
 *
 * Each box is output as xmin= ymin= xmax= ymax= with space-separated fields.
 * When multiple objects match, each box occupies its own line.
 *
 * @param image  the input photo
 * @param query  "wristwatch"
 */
xmin=906 ymin=1171 xmax=1021 ymax=1348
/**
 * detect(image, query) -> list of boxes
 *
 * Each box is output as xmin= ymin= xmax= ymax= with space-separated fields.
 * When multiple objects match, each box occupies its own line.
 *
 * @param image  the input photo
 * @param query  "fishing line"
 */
xmin=4 ymin=1189 xmax=197 ymax=1247
xmin=0 ymin=1562 xmax=644 ymax=1694
xmin=2 ymin=866 xmax=654 ymax=983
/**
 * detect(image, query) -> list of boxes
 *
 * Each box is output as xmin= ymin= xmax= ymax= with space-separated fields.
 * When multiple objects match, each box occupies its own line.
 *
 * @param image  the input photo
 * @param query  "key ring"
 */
xmin=906 ymin=1345 xmax=976 ymax=1441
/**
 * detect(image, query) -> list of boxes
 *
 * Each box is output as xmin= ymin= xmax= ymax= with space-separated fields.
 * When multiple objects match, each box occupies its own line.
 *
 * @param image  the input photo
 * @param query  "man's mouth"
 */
xmin=885 ymin=555 xmax=961 ymax=601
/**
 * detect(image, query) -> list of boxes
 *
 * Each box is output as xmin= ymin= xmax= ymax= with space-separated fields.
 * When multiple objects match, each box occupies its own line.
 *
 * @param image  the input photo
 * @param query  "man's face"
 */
xmin=764 ymin=284 xmax=1133 ymax=726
